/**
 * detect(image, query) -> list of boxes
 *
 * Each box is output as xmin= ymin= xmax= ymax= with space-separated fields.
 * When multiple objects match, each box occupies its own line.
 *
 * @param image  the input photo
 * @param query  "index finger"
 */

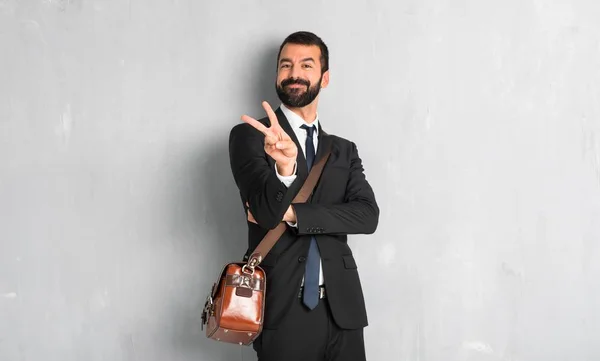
xmin=262 ymin=101 xmax=280 ymax=128
xmin=241 ymin=114 xmax=270 ymax=135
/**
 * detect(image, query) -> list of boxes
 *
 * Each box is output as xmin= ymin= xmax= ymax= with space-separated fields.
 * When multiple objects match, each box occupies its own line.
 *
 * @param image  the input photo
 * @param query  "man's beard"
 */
xmin=276 ymin=76 xmax=322 ymax=108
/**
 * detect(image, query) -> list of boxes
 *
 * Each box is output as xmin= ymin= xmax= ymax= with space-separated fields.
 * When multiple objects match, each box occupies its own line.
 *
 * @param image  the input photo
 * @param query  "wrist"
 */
xmin=283 ymin=205 xmax=297 ymax=223
xmin=276 ymin=161 xmax=295 ymax=176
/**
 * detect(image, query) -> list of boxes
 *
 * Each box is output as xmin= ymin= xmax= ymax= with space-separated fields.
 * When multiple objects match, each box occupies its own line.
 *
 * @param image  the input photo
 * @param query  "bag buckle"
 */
xmin=242 ymin=254 xmax=262 ymax=276
xmin=241 ymin=264 xmax=255 ymax=276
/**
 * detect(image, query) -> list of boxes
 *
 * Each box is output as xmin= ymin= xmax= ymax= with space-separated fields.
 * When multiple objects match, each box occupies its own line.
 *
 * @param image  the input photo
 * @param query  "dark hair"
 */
xmin=277 ymin=31 xmax=329 ymax=74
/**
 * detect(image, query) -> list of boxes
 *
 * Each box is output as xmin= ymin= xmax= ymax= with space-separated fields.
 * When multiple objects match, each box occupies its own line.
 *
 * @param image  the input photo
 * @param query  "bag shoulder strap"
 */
xmin=246 ymin=149 xmax=331 ymax=268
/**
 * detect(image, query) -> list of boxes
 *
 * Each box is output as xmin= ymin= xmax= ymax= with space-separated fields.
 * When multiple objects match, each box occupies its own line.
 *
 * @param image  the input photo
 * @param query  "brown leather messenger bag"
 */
xmin=201 ymin=150 xmax=331 ymax=345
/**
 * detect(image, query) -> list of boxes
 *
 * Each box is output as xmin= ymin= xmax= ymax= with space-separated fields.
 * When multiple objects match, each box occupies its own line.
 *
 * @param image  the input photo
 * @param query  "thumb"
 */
xmin=275 ymin=139 xmax=295 ymax=150
xmin=275 ymin=139 xmax=297 ymax=157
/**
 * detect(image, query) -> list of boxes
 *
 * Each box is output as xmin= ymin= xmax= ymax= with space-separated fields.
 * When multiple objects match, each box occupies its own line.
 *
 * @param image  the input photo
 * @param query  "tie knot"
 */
xmin=301 ymin=124 xmax=316 ymax=138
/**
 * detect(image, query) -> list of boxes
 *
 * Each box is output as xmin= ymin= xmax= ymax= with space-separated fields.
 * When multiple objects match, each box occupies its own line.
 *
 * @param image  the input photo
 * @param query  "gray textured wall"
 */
xmin=2 ymin=1 xmax=600 ymax=360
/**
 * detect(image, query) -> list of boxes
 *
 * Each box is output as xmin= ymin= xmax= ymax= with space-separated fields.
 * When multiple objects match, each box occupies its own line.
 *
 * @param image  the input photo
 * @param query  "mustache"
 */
xmin=281 ymin=78 xmax=310 ymax=87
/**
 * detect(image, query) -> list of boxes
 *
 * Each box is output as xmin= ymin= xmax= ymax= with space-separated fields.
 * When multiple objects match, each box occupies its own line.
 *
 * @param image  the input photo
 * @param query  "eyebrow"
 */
xmin=279 ymin=57 xmax=316 ymax=64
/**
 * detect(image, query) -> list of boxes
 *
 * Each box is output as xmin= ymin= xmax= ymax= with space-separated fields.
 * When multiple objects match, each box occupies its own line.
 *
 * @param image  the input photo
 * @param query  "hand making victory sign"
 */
xmin=241 ymin=101 xmax=298 ymax=225
xmin=241 ymin=101 xmax=298 ymax=176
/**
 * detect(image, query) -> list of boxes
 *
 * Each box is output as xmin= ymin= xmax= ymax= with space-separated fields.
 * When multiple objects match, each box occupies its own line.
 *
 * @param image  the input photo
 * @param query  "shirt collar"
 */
xmin=280 ymin=103 xmax=319 ymax=136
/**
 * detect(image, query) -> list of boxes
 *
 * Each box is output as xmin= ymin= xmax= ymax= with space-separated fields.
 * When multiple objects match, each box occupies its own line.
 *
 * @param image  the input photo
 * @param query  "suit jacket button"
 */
xmin=298 ymin=256 xmax=306 ymax=263
xmin=275 ymin=191 xmax=283 ymax=202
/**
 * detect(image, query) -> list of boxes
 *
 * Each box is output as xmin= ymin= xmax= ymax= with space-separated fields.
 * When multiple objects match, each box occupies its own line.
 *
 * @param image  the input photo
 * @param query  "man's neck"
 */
xmin=286 ymin=100 xmax=319 ymax=124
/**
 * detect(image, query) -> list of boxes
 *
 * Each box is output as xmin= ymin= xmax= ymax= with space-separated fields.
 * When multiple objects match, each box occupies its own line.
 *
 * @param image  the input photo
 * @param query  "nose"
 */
xmin=290 ymin=64 xmax=302 ymax=79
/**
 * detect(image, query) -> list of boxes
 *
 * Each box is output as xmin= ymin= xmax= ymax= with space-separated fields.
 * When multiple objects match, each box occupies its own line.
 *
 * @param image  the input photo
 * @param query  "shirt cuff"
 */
xmin=275 ymin=161 xmax=297 ymax=187
xmin=286 ymin=221 xmax=298 ymax=228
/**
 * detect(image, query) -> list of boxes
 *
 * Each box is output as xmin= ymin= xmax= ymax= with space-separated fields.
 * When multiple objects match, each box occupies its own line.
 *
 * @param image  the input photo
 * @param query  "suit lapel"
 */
xmin=275 ymin=107 xmax=309 ymax=181
xmin=314 ymin=122 xmax=333 ymax=167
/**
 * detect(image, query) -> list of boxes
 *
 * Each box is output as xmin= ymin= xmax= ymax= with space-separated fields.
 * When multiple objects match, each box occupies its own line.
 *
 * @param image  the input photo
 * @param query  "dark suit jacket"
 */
xmin=228 ymin=107 xmax=379 ymax=330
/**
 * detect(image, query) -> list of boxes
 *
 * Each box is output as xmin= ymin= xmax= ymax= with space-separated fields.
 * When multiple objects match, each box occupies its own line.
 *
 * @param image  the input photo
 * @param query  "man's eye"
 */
xmin=281 ymin=64 xmax=290 ymax=68
xmin=303 ymin=64 xmax=312 ymax=68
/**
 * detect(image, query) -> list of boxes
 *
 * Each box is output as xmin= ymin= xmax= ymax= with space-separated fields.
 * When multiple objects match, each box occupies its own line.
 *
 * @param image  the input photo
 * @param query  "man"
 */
xmin=228 ymin=31 xmax=379 ymax=361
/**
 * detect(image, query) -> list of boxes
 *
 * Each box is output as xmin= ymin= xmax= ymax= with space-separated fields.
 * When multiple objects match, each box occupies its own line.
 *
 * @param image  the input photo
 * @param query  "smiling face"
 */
xmin=275 ymin=43 xmax=329 ymax=108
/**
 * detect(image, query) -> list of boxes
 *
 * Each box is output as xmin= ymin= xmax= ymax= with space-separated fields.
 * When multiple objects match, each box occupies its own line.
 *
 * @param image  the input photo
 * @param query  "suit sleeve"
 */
xmin=292 ymin=142 xmax=379 ymax=236
xmin=229 ymin=123 xmax=303 ymax=229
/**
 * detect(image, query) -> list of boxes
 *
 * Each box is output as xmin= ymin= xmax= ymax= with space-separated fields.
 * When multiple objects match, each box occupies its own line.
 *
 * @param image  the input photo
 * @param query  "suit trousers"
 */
xmin=252 ymin=294 xmax=366 ymax=361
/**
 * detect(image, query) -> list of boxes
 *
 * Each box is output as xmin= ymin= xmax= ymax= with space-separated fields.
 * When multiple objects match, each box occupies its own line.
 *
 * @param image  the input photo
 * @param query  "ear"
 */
xmin=321 ymin=70 xmax=330 ymax=89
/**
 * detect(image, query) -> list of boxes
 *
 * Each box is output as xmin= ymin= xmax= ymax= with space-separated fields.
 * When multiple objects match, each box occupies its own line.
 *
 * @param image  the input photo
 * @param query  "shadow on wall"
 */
xmin=250 ymin=43 xmax=281 ymax=113
xmin=159 ymin=43 xmax=280 ymax=361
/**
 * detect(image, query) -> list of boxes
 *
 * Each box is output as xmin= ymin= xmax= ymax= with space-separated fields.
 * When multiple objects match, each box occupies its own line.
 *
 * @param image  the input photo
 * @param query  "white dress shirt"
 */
xmin=275 ymin=103 xmax=324 ymax=286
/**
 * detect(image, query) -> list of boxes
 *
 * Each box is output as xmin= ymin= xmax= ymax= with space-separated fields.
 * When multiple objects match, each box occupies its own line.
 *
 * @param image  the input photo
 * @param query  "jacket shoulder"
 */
xmin=327 ymin=134 xmax=358 ymax=151
xmin=229 ymin=116 xmax=270 ymax=138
